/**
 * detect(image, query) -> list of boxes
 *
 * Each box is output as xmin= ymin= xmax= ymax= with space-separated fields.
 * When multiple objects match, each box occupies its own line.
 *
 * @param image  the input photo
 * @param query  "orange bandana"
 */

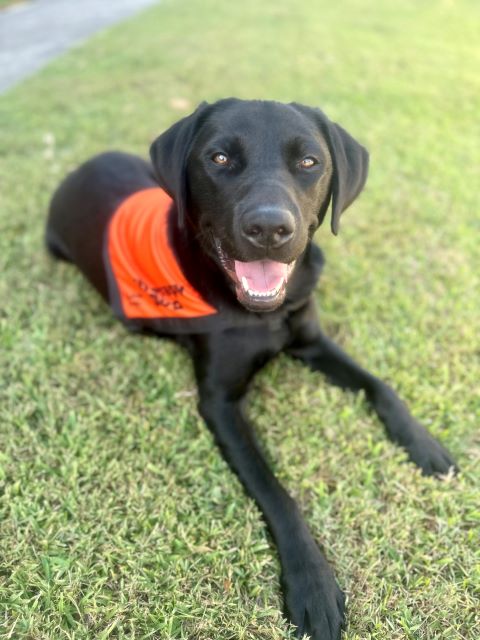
xmin=107 ymin=188 xmax=217 ymax=320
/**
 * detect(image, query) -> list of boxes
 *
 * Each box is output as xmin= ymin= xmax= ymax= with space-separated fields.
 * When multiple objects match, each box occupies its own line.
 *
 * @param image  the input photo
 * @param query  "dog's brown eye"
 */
xmin=299 ymin=156 xmax=317 ymax=169
xmin=212 ymin=153 xmax=229 ymax=165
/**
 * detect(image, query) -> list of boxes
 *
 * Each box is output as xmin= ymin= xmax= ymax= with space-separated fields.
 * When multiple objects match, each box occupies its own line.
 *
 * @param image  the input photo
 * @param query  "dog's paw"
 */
xmin=282 ymin=551 xmax=345 ymax=640
xmin=405 ymin=430 xmax=458 ymax=477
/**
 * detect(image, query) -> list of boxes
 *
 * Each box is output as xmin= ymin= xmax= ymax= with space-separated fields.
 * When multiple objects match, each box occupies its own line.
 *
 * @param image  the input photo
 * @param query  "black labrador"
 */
xmin=46 ymin=99 xmax=457 ymax=639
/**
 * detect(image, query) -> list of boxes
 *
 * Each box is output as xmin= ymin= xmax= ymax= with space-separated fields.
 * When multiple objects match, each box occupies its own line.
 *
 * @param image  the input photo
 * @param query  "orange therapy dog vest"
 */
xmin=106 ymin=188 xmax=218 ymax=324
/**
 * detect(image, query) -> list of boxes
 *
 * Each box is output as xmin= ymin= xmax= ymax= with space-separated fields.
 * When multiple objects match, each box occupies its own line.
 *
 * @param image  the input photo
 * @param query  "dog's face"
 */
xmin=151 ymin=99 xmax=369 ymax=312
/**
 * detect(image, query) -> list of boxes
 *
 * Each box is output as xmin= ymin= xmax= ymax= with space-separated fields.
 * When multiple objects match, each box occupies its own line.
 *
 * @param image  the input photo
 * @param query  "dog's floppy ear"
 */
xmin=321 ymin=117 xmax=369 ymax=235
xmin=291 ymin=104 xmax=369 ymax=235
xmin=150 ymin=101 xmax=209 ymax=227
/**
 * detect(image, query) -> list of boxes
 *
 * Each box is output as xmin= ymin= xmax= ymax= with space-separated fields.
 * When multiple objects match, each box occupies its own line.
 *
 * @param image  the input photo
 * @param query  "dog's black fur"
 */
xmin=46 ymin=99 xmax=457 ymax=640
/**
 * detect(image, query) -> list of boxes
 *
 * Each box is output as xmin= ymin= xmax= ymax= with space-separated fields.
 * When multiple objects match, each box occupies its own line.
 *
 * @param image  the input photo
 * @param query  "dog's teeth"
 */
xmin=246 ymin=285 xmax=282 ymax=299
xmin=242 ymin=276 xmax=249 ymax=291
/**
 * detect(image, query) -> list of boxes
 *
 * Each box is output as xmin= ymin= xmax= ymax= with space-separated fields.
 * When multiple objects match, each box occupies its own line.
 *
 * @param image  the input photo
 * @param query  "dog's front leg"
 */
xmin=190 ymin=331 xmax=345 ymax=640
xmin=287 ymin=301 xmax=457 ymax=476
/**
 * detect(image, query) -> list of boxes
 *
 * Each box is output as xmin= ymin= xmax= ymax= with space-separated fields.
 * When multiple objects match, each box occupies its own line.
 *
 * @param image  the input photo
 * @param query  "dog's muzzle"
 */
xmin=215 ymin=238 xmax=296 ymax=311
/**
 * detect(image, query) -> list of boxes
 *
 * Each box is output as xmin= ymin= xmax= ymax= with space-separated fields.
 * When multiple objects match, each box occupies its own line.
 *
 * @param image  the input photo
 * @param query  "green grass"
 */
xmin=0 ymin=0 xmax=22 ymax=9
xmin=0 ymin=0 xmax=479 ymax=638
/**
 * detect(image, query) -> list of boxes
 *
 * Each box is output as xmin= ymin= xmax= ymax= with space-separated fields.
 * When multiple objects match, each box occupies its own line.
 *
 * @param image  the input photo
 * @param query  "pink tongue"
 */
xmin=234 ymin=259 xmax=288 ymax=293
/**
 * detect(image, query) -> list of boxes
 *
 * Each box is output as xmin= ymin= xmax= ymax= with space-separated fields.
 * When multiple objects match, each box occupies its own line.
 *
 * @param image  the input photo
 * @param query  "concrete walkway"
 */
xmin=0 ymin=0 xmax=159 ymax=94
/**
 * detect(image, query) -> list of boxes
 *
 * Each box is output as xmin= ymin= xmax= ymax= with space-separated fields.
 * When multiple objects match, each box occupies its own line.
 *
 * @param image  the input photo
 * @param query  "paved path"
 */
xmin=0 ymin=0 xmax=159 ymax=94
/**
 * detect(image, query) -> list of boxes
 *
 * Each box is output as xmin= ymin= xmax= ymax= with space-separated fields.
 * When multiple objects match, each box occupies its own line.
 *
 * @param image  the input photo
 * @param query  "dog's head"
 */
xmin=150 ymin=99 xmax=368 ymax=312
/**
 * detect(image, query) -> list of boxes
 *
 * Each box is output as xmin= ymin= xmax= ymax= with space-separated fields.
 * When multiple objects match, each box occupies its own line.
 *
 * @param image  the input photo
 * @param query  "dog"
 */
xmin=46 ymin=99 xmax=457 ymax=640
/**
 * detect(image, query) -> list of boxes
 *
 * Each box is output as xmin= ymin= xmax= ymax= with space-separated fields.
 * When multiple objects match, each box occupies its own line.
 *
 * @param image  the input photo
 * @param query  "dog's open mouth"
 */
xmin=215 ymin=239 xmax=295 ymax=311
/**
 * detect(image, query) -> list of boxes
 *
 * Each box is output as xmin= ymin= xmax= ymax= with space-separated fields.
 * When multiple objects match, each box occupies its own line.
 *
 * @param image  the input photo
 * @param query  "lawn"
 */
xmin=0 ymin=0 xmax=479 ymax=638
xmin=0 ymin=1 xmax=22 ymax=9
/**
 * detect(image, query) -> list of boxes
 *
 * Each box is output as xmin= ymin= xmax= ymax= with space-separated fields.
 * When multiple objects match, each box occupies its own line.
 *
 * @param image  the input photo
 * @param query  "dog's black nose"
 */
xmin=241 ymin=207 xmax=295 ymax=249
